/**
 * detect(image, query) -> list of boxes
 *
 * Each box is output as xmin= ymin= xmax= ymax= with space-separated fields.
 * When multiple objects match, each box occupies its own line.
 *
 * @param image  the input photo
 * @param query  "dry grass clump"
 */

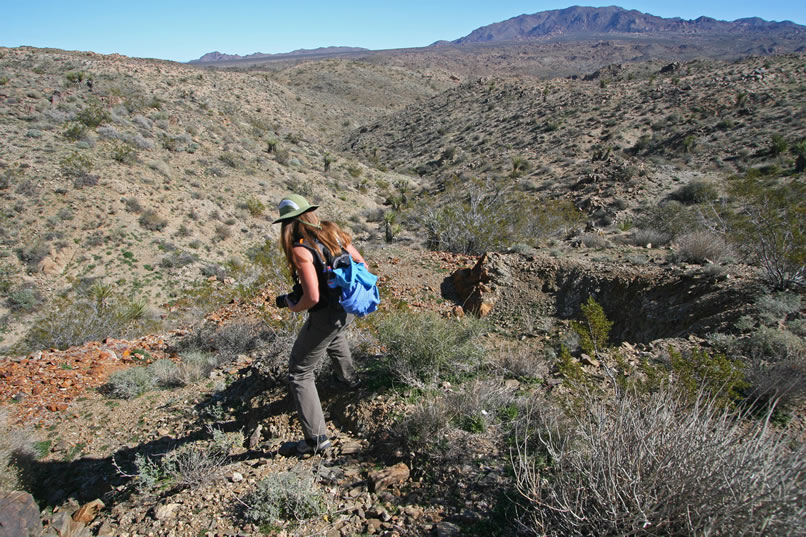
xmin=514 ymin=391 xmax=806 ymax=536
xmin=397 ymin=379 xmax=520 ymax=462
xmin=674 ymin=231 xmax=733 ymax=264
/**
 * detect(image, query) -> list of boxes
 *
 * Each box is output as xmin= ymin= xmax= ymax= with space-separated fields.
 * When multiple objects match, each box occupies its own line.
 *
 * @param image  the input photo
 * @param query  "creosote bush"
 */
xmin=514 ymin=390 xmax=806 ymax=536
xmin=420 ymin=176 xmax=582 ymax=254
xmin=728 ymin=174 xmax=804 ymax=289
xmin=377 ymin=310 xmax=487 ymax=388
xmin=17 ymin=283 xmax=155 ymax=353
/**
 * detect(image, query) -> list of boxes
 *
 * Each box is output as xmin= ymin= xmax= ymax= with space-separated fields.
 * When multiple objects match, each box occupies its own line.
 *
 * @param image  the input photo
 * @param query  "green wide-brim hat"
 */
xmin=272 ymin=194 xmax=319 ymax=224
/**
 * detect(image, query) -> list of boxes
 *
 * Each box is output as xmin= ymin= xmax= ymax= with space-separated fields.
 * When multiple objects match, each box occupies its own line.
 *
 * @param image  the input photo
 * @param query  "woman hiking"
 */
xmin=272 ymin=194 xmax=365 ymax=455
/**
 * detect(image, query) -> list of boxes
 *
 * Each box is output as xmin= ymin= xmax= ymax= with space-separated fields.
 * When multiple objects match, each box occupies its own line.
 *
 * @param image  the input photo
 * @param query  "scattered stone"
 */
xmin=231 ymin=472 xmax=244 ymax=483
xmin=0 ymin=491 xmax=42 ymax=537
xmin=369 ymin=463 xmax=410 ymax=492
xmin=365 ymin=518 xmax=383 ymax=534
xmin=72 ymin=499 xmax=104 ymax=524
xmin=50 ymin=511 xmax=91 ymax=537
xmin=340 ymin=440 xmax=362 ymax=455
xmin=248 ymin=424 xmax=263 ymax=450
xmin=580 ymin=353 xmax=600 ymax=367
xmin=153 ymin=503 xmax=180 ymax=521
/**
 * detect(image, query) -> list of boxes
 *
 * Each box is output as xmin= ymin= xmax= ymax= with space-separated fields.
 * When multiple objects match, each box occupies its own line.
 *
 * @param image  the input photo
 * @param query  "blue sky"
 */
xmin=1 ymin=1 xmax=803 ymax=63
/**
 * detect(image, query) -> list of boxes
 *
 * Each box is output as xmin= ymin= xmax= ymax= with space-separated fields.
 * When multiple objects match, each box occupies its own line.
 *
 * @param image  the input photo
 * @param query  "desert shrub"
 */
xmin=59 ymin=151 xmax=93 ymax=180
xmin=76 ymin=99 xmax=108 ymax=128
xmin=420 ymin=177 xmax=581 ymax=255
xmin=107 ymin=366 xmax=155 ymax=399
xmin=174 ymin=351 xmax=218 ymax=385
xmin=570 ymin=296 xmax=612 ymax=357
xmin=175 ymin=320 xmax=274 ymax=364
xmin=635 ymin=200 xmax=697 ymax=238
xmin=514 ymin=390 xmax=806 ymax=537
xmin=579 ymin=232 xmax=609 ymax=249
xmin=242 ymin=466 xmax=328 ymax=525
xmin=17 ymin=284 xmax=154 ymax=353
xmin=124 ymin=197 xmax=143 ymax=213
xmin=149 ymin=160 xmax=170 ymax=176
xmin=494 ymin=343 xmax=550 ymax=381
xmin=160 ymin=251 xmax=196 ymax=269
xmin=62 ymin=122 xmax=87 ymax=141
xmin=756 ymin=291 xmax=801 ymax=325
xmin=149 ymin=359 xmax=181 ymax=387
xmin=6 ymin=285 xmax=42 ymax=313
xmin=670 ymin=180 xmax=720 ymax=205
xmin=728 ymin=175 xmax=805 ymax=288
xmin=138 ymin=209 xmax=168 ymax=231
xmin=770 ymin=134 xmax=788 ymax=157
xmin=376 ymin=310 xmax=486 ymax=388
xmin=245 ymin=196 xmax=265 ymax=217
xmin=111 ymin=142 xmax=137 ymax=164
xmin=15 ymin=241 xmax=50 ymax=271
xmin=133 ymin=427 xmax=239 ymax=492
xmin=214 ymin=224 xmax=232 ymax=241
xmin=674 ymin=231 xmax=732 ymax=264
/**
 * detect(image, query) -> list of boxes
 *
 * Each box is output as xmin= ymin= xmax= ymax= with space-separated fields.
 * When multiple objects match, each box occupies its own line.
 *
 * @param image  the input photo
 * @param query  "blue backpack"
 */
xmin=294 ymin=239 xmax=379 ymax=317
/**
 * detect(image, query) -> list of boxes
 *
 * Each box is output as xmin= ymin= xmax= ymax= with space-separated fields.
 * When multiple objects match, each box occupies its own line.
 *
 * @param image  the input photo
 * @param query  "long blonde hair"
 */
xmin=280 ymin=210 xmax=352 ymax=280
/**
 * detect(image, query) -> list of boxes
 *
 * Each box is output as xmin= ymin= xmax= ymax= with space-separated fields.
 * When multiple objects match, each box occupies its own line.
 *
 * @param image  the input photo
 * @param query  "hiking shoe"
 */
xmin=297 ymin=436 xmax=332 ymax=455
xmin=334 ymin=375 xmax=362 ymax=389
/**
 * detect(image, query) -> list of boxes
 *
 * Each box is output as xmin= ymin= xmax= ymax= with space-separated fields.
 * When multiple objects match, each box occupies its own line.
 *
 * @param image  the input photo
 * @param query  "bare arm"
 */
xmin=345 ymin=243 xmax=366 ymax=265
xmin=287 ymin=247 xmax=319 ymax=312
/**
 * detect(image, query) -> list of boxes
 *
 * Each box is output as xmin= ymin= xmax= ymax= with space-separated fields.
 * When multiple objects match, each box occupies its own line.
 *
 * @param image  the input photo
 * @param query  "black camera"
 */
xmin=275 ymin=283 xmax=303 ymax=308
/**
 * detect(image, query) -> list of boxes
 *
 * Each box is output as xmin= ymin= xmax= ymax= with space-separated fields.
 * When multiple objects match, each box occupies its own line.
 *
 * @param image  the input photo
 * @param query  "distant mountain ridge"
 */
xmin=189 ymin=46 xmax=368 ymax=64
xmin=449 ymin=5 xmax=805 ymax=45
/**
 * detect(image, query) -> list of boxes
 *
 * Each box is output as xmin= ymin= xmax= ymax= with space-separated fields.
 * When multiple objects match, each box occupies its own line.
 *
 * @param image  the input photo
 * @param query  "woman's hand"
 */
xmin=288 ymin=247 xmax=319 ymax=312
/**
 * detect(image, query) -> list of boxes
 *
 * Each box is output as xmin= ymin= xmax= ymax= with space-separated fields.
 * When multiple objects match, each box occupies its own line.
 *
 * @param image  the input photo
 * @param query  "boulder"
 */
xmin=0 ymin=491 xmax=42 ymax=537
xmin=369 ymin=463 xmax=410 ymax=491
xmin=451 ymin=252 xmax=512 ymax=317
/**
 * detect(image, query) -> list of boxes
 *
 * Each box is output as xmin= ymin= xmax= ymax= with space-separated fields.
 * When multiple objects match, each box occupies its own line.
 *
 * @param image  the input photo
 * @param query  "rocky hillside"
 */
xmin=346 ymin=54 xmax=806 ymax=225
xmin=0 ymin=46 xmax=441 ymax=352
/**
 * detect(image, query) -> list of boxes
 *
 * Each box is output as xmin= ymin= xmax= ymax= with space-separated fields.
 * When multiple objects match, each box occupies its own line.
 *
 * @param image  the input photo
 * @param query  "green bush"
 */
xmin=571 ymin=297 xmax=613 ymax=357
xmin=728 ymin=175 xmax=805 ymax=288
xmin=420 ymin=177 xmax=582 ymax=255
xmin=17 ymin=284 xmax=153 ymax=353
xmin=514 ymin=390 xmax=806 ymax=536
xmin=670 ymin=180 xmax=720 ymax=205
xmin=377 ymin=310 xmax=486 ymax=388
xmin=76 ymin=100 xmax=108 ymax=128
xmin=245 ymin=196 xmax=265 ymax=217
xmin=111 ymin=143 xmax=137 ymax=165
xmin=59 ymin=151 xmax=93 ymax=180
xmin=243 ymin=467 xmax=328 ymax=525
xmin=62 ymin=122 xmax=87 ymax=141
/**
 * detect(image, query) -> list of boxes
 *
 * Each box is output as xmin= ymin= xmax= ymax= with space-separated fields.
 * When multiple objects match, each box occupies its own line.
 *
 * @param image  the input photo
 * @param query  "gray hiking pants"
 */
xmin=288 ymin=308 xmax=355 ymax=441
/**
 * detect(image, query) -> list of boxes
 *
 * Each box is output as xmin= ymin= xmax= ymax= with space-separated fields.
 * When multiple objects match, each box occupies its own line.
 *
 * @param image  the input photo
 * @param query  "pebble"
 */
xmin=231 ymin=472 xmax=244 ymax=483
